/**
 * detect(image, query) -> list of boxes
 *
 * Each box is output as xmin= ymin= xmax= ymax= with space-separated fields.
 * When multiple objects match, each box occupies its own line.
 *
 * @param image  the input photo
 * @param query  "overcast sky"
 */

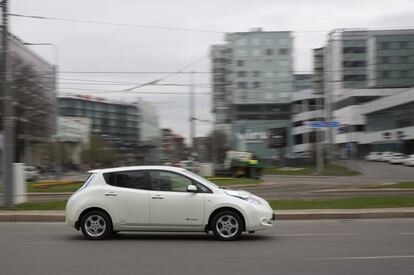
xmin=10 ymin=0 xmax=414 ymax=142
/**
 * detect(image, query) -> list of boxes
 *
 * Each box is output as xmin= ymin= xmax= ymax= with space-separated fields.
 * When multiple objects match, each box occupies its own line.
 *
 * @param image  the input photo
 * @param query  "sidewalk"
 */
xmin=1 ymin=208 xmax=414 ymax=222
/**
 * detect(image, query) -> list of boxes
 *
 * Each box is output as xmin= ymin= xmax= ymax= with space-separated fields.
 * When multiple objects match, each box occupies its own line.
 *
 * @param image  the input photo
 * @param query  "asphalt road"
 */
xmin=243 ymin=160 xmax=414 ymax=199
xmin=1 ymin=219 xmax=414 ymax=275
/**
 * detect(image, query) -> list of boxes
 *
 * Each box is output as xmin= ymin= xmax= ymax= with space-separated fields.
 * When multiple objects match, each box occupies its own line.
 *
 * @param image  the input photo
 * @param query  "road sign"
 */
xmin=304 ymin=121 xmax=340 ymax=129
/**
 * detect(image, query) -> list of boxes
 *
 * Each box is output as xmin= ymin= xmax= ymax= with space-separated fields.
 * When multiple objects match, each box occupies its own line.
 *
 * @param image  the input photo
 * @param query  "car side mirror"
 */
xmin=187 ymin=184 xmax=198 ymax=193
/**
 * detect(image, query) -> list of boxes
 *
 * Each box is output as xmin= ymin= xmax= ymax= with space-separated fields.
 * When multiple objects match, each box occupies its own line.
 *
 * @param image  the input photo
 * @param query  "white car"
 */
xmin=378 ymin=152 xmax=395 ymax=162
xmin=365 ymin=152 xmax=381 ymax=161
xmin=388 ymin=153 xmax=406 ymax=164
xmin=25 ymin=165 xmax=39 ymax=181
xmin=404 ymin=155 xmax=414 ymax=166
xmin=66 ymin=166 xmax=274 ymax=241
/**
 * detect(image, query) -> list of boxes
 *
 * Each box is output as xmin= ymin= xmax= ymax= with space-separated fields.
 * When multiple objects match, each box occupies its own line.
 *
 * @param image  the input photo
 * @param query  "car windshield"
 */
xmin=182 ymin=170 xmax=219 ymax=189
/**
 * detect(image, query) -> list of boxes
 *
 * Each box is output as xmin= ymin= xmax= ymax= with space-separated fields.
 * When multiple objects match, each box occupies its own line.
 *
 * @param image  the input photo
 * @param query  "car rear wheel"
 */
xmin=80 ymin=210 xmax=112 ymax=240
xmin=212 ymin=210 xmax=243 ymax=241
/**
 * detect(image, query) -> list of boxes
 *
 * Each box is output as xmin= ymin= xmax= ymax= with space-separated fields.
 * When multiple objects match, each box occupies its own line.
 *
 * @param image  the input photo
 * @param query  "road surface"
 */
xmin=1 ymin=219 xmax=414 ymax=274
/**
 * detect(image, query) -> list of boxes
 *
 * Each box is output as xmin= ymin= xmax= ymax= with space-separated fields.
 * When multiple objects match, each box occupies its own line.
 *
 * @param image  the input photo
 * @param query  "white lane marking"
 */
xmin=399 ymin=232 xmax=414 ymax=235
xmin=278 ymin=233 xmax=358 ymax=237
xmin=308 ymin=255 xmax=414 ymax=261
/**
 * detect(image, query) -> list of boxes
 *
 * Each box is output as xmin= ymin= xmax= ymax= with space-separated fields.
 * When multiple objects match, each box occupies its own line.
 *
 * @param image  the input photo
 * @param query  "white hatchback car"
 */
xmin=66 ymin=166 xmax=274 ymax=241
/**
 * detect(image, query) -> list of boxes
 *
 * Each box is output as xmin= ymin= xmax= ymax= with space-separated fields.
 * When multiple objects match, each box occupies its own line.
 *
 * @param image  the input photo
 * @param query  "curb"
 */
xmin=2 ymin=209 xmax=414 ymax=222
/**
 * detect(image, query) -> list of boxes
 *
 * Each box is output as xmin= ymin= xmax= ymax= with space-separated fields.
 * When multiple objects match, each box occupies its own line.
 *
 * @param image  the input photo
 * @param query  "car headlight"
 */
xmin=246 ymin=197 xmax=262 ymax=205
xmin=225 ymin=190 xmax=262 ymax=205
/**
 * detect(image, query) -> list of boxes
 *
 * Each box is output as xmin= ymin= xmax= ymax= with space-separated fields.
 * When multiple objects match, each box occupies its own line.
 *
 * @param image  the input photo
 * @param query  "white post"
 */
xmin=13 ymin=163 xmax=27 ymax=204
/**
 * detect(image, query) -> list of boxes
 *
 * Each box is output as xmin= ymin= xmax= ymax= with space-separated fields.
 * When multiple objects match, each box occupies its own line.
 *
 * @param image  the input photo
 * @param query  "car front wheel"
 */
xmin=80 ymin=210 xmax=112 ymax=240
xmin=212 ymin=210 xmax=243 ymax=241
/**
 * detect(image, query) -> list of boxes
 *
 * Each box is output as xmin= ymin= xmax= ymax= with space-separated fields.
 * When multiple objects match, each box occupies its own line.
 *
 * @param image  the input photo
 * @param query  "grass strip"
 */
xmin=0 ymin=200 xmax=67 ymax=211
xmin=27 ymin=182 xmax=83 ymax=193
xmin=366 ymin=182 xmax=414 ymax=189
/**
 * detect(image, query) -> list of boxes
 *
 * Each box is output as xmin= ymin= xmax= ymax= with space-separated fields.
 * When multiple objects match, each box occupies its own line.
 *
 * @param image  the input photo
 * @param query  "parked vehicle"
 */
xmin=377 ymin=152 xmax=395 ymax=162
xmin=66 ymin=166 xmax=274 ymax=241
xmin=365 ymin=152 xmax=381 ymax=161
xmin=388 ymin=153 xmax=407 ymax=164
xmin=223 ymin=151 xmax=263 ymax=179
xmin=24 ymin=165 xmax=39 ymax=181
xmin=403 ymin=155 xmax=414 ymax=166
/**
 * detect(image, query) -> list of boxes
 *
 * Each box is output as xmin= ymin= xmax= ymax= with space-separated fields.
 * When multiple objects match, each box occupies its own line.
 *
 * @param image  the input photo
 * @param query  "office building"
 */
xmin=211 ymin=28 xmax=294 ymax=160
xmin=58 ymin=95 xmax=140 ymax=148
xmin=323 ymin=29 xmax=414 ymax=156
xmin=360 ymin=87 xmax=414 ymax=154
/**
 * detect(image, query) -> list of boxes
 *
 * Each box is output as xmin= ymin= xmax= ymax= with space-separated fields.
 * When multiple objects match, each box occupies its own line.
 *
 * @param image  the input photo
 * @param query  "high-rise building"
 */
xmin=211 ymin=28 xmax=294 ymax=160
xmin=323 ymin=29 xmax=414 ymax=157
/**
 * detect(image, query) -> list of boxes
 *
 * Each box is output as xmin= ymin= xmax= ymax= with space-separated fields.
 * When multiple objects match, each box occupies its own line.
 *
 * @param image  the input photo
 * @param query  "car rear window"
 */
xmin=103 ymin=170 xmax=150 ymax=190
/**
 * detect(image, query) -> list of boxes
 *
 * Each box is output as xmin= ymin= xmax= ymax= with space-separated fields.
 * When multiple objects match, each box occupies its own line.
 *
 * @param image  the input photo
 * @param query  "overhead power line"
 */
xmin=10 ymin=13 xmax=414 ymax=34
xmin=9 ymin=13 xmax=223 ymax=34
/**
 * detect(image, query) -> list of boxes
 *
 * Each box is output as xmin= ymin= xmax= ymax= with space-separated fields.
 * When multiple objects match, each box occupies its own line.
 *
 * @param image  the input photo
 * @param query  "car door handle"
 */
xmin=105 ymin=192 xmax=117 ymax=197
xmin=151 ymin=195 xmax=164 ymax=199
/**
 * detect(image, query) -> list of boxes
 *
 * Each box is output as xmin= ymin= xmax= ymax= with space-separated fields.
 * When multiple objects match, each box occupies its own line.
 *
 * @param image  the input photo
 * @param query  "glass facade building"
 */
xmin=58 ymin=96 xmax=140 ymax=146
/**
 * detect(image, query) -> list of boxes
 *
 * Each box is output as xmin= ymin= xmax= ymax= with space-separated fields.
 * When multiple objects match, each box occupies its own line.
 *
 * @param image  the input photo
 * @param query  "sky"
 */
xmin=9 ymin=0 xmax=414 ymax=143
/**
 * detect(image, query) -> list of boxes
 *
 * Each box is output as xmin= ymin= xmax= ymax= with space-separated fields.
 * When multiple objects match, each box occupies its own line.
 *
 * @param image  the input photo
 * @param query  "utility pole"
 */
xmin=189 ymin=71 xmax=195 ymax=150
xmin=1 ymin=0 xmax=14 ymax=207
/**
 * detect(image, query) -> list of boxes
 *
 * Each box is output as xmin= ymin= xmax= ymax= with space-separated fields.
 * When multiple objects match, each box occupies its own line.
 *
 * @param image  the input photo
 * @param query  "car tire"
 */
xmin=80 ymin=210 xmax=112 ymax=240
xmin=211 ymin=210 xmax=243 ymax=241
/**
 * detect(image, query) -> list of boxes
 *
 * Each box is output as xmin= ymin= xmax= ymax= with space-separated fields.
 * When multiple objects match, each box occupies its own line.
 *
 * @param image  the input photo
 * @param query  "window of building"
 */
xmin=253 ymin=71 xmax=261 ymax=77
xmin=294 ymin=134 xmax=303 ymax=145
xmin=252 ymin=38 xmax=261 ymax=46
xmin=237 ymin=60 xmax=245 ymax=67
xmin=278 ymin=48 xmax=289 ymax=55
xmin=236 ymin=49 xmax=247 ymax=57
xmin=379 ymin=42 xmax=389 ymax=50
xmin=389 ymin=71 xmax=399 ymax=78
xmin=253 ymin=81 xmax=260 ymax=88
xmin=278 ymin=38 xmax=289 ymax=46
xmin=265 ymin=38 xmax=273 ymax=46
xmin=343 ymin=74 xmax=366 ymax=82
xmin=381 ymin=71 xmax=389 ymax=78
xmin=265 ymin=49 xmax=273 ymax=56
xmin=237 ymin=71 xmax=246 ymax=77
xmin=252 ymin=49 xmax=261 ymax=57
xmin=343 ymin=47 xmax=366 ymax=53
xmin=399 ymin=56 xmax=409 ymax=63
xmin=400 ymin=41 xmax=408 ymax=49
xmin=343 ymin=61 xmax=366 ymax=67
xmin=355 ymin=125 xmax=365 ymax=132
xmin=235 ymin=38 xmax=247 ymax=46
xmin=237 ymin=82 xmax=247 ymax=89
xmin=381 ymin=56 xmax=389 ymax=64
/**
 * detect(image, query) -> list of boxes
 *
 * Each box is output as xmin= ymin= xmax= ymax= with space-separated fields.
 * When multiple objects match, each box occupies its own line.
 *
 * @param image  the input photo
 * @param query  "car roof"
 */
xmin=88 ymin=165 xmax=188 ymax=174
